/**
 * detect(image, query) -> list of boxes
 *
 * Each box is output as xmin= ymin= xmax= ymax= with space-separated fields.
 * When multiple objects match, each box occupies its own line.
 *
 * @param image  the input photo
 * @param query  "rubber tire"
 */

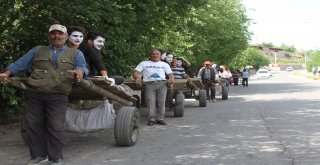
xmin=193 ymin=89 xmax=199 ymax=100
xmin=199 ymin=89 xmax=207 ymax=107
xmin=222 ymin=86 xmax=228 ymax=100
xmin=132 ymin=95 xmax=140 ymax=108
xmin=21 ymin=111 xmax=28 ymax=145
xmin=114 ymin=106 xmax=140 ymax=146
xmin=165 ymin=91 xmax=174 ymax=108
xmin=174 ymin=93 xmax=184 ymax=117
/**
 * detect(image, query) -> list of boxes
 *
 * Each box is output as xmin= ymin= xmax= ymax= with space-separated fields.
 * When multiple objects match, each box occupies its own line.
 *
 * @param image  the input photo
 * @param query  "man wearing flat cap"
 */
xmin=0 ymin=24 xmax=88 ymax=165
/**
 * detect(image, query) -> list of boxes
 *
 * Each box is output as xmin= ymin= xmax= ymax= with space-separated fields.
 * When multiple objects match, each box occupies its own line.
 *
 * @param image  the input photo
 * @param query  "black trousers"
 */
xmin=24 ymin=90 xmax=68 ymax=160
xmin=242 ymin=78 xmax=248 ymax=87
xmin=202 ymin=80 xmax=215 ymax=100
xmin=233 ymin=78 xmax=239 ymax=85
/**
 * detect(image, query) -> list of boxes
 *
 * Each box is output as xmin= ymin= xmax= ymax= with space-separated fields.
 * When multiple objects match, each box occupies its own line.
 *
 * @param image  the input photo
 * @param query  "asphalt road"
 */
xmin=1 ymin=71 xmax=320 ymax=165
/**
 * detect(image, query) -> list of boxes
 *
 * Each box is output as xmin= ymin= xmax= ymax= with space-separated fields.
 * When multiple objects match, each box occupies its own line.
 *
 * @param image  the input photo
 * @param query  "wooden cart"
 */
xmin=184 ymin=78 xmax=208 ymax=107
xmin=1 ymin=76 xmax=140 ymax=147
xmin=124 ymin=78 xmax=207 ymax=117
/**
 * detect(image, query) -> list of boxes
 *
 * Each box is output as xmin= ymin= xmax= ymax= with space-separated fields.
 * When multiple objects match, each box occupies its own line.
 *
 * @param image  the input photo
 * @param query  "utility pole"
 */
xmin=304 ymin=50 xmax=308 ymax=70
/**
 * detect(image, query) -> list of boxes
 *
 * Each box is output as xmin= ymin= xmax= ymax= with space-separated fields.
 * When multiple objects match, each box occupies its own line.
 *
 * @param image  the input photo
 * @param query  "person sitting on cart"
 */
xmin=197 ymin=61 xmax=217 ymax=102
xmin=133 ymin=49 xmax=175 ymax=126
xmin=78 ymin=31 xmax=124 ymax=85
xmin=218 ymin=64 xmax=232 ymax=88
xmin=171 ymin=57 xmax=189 ymax=79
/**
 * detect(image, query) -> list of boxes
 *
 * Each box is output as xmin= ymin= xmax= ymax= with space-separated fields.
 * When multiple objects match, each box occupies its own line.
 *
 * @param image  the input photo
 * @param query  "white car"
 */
xmin=286 ymin=67 xmax=293 ymax=71
xmin=256 ymin=69 xmax=271 ymax=79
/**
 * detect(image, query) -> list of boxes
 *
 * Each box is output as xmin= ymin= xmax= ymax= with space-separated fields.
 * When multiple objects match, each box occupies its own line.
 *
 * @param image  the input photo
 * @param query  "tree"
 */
xmin=279 ymin=44 xmax=296 ymax=53
xmin=231 ymin=47 xmax=270 ymax=70
xmin=262 ymin=42 xmax=274 ymax=47
xmin=307 ymin=50 xmax=320 ymax=71
xmin=0 ymin=0 xmax=251 ymax=122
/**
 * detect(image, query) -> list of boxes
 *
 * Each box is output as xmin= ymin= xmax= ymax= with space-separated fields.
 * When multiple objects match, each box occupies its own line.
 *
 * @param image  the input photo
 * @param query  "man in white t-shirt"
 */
xmin=133 ymin=49 xmax=175 ymax=126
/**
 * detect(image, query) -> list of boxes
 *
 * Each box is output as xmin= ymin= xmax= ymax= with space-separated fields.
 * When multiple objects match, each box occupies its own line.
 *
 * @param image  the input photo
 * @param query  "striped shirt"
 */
xmin=171 ymin=66 xmax=186 ymax=79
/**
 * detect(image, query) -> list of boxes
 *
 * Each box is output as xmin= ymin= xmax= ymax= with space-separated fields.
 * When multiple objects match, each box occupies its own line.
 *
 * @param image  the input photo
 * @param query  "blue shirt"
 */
xmin=242 ymin=71 xmax=249 ymax=78
xmin=7 ymin=45 xmax=89 ymax=76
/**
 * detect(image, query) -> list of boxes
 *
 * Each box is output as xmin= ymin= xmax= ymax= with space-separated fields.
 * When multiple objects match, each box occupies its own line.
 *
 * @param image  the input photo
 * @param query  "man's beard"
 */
xmin=49 ymin=38 xmax=66 ymax=46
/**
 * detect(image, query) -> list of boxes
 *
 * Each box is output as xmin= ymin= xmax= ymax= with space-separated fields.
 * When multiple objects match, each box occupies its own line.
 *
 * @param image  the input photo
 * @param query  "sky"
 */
xmin=241 ymin=0 xmax=320 ymax=50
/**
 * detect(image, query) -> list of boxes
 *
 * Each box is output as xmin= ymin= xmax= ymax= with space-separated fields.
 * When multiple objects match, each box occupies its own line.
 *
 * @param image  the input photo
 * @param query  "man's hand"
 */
xmin=74 ymin=69 xmax=84 ymax=82
xmin=134 ymin=78 xmax=142 ymax=88
xmin=0 ymin=71 xmax=11 ymax=84
xmin=67 ymin=69 xmax=84 ymax=82
xmin=167 ymin=78 xmax=175 ymax=85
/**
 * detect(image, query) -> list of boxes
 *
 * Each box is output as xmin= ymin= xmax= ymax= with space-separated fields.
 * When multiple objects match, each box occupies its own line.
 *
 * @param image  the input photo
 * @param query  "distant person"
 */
xmin=233 ymin=70 xmax=240 ymax=86
xmin=198 ymin=61 xmax=216 ymax=102
xmin=242 ymin=69 xmax=249 ymax=87
xmin=312 ymin=67 xmax=317 ymax=76
xmin=171 ymin=58 xmax=189 ymax=79
xmin=218 ymin=65 xmax=232 ymax=88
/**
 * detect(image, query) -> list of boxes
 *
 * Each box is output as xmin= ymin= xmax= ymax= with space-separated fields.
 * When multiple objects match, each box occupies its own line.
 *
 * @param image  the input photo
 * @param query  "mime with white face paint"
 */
xmin=66 ymin=26 xmax=85 ymax=49
xmin=78 ymin=31 xmax=108 ymax=77
xmin=164 ymin=53 xmax=174 ymax=64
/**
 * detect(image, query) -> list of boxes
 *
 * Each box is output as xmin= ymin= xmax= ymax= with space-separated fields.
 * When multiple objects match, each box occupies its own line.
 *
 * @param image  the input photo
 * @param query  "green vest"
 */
xmin=27 ymin=46 xmax=78 ymax=93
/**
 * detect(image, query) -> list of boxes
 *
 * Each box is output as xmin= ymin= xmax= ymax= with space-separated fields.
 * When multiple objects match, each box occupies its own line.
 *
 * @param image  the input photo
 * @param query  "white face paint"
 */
xmin=177 ymin=59 xmax=183 ymax=67
xmin=93 ymin=36 xmax=105 ymax=50
xmin=69 ymin=31 xmax=84 ymax=45
xmin=165 ymin=54 xmax=173 ymax=63
xmin=161 ymin=52 xmax=167 ymax=60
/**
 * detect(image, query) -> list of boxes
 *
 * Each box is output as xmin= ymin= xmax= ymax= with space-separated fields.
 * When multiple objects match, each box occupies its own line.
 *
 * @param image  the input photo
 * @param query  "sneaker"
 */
xmin=27 ymin=156 xmax=47 ymax=165
xmin=156 ymin=120 xmax=167 ymax=125
xmin=211 ymin=99 xmax=216 ymax=103
xmin=147 ymin=121 xmax=156 ymax=126
xmin=51 ymin=158 xmax=64 ymax=165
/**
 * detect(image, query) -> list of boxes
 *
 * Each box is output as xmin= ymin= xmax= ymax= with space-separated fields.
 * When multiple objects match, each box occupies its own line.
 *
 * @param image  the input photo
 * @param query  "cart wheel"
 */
xmin=165 ymin=91 xmax=173 ymax=108
xmin=21 ymin=111 xmax=28 ymax=145
xmin=133 ymin=95 xmax=140 ymax=108
xmin=199 ymin=89 xmax=207 ymax=107
xmin=174 ymin=92 xmax=184 ymax=117
xmin=222 ymin=86 xmax=228 ymax=100
xmin=114 ymin=106 xmax=140 ymax=146
xmin=193 ymin=89 xmax=199 ymax=100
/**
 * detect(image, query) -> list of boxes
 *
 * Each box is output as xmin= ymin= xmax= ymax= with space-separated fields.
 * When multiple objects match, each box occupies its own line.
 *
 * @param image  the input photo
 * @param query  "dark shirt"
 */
xmin=79 ymin=44 xmax=106 ymax=76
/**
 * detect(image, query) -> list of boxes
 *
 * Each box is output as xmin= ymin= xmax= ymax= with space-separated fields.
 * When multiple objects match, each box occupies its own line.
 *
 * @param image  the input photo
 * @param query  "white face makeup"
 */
xmin=69 ymin=31 xmax=84 ymax=45
xmin=93 ymin=36 xmax=105 ymax=50
xmin=165 ymin=54 xmax=173 ymax=63
xmin=161 ymin=52 xmax=167 ymax=60
xmin=177 ymin=59 xmax=183 ymax=67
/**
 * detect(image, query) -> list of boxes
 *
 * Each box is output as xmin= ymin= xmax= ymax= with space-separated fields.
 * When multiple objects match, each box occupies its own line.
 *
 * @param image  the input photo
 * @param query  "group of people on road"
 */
xmin=196 ymin=60 xmax=251 ymax=101
xmin=0 ymin=23 xmax=251 ymax=165
xmin=197 ymin=61 xmax=235 ymax=102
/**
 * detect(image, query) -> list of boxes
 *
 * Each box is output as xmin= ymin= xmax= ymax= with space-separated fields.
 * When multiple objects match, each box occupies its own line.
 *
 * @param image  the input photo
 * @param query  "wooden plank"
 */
xmin=123 ymin=80 xmax=142 ymax=90
xmin=172 ymin=79 xmax=188 ymax=90
xmin=4 ymin=77 xmax=135 ymax=105
xmin=189 ymin=78 xmax=205 ymax=89
xmin=123 ymin=79 xmax=188 ymax=91
xmin=77 ymin=79 xmax=133 ymax=106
